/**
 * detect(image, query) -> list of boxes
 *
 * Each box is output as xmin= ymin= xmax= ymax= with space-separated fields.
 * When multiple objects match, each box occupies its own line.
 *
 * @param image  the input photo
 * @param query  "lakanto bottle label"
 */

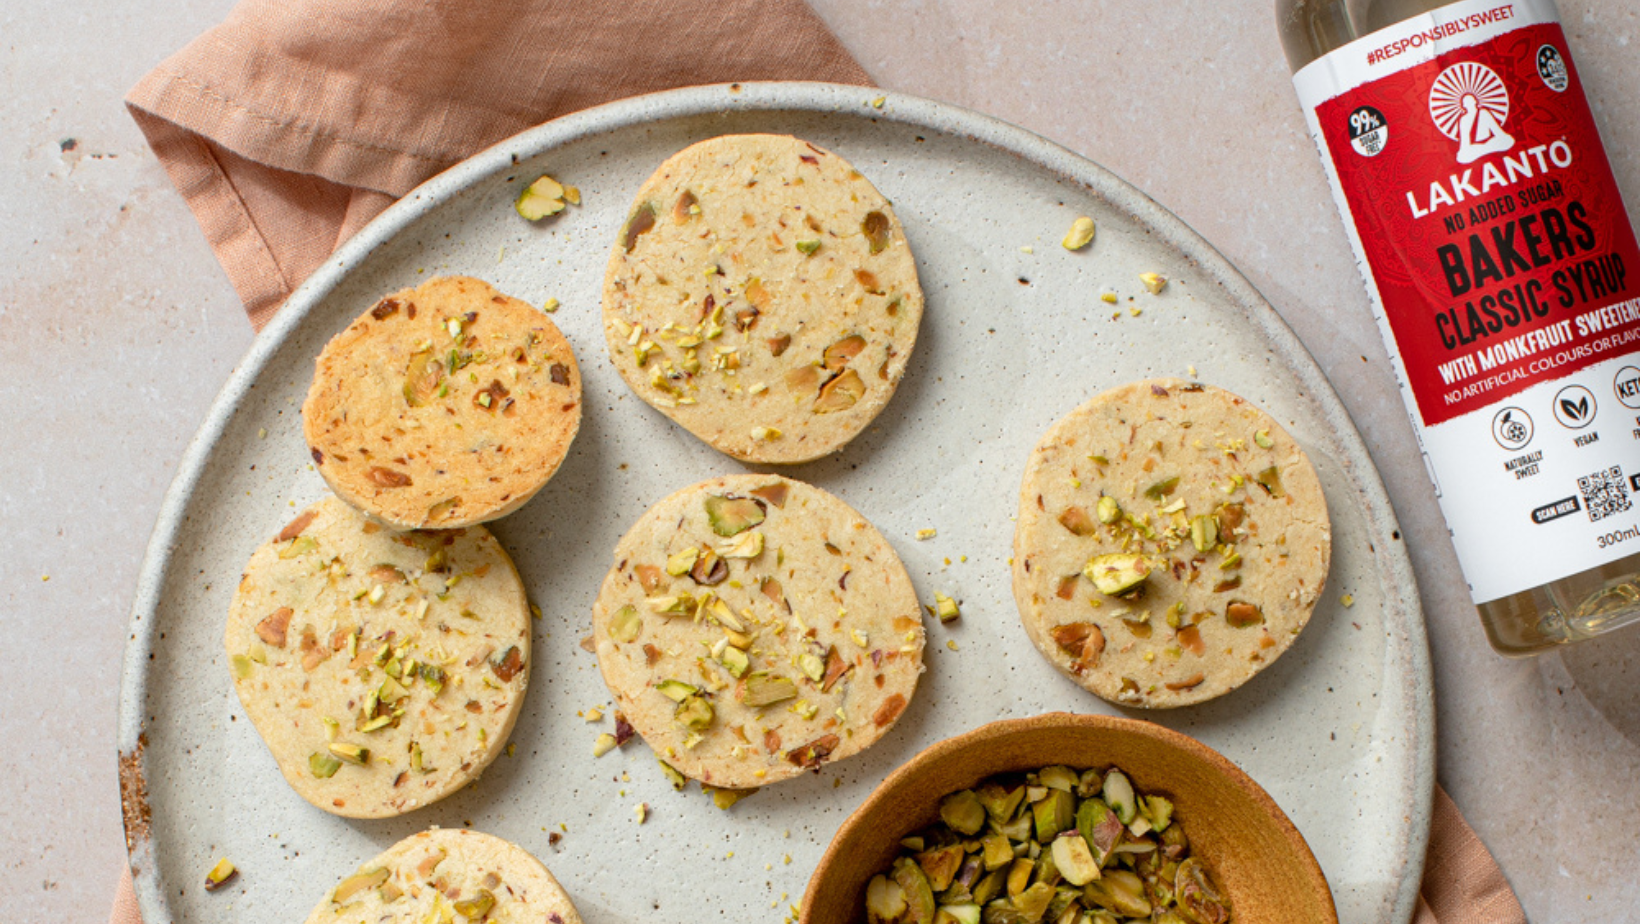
xmin=1294 ymin=0 xmax=1640 ymax=603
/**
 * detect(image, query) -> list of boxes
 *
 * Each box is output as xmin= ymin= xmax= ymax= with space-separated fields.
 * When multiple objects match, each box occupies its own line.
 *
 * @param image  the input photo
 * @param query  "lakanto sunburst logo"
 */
xmin=1429 ymin=61 xmax=1516 ymax=164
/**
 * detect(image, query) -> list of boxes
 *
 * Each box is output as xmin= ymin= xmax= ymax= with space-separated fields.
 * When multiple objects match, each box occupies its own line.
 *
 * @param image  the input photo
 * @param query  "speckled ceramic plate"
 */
xmin=118 ymin=82 xmax=1432 ymax=924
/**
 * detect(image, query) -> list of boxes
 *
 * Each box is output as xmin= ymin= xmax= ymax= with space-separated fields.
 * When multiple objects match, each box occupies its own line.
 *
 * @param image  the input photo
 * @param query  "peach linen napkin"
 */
xmin=117 ymin=1 xmax=1527 ymax=921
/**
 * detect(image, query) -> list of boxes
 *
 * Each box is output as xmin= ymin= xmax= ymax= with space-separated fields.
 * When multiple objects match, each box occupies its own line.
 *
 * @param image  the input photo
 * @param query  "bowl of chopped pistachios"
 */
xmin=800 ymin=712 xmax=1335 ymax=924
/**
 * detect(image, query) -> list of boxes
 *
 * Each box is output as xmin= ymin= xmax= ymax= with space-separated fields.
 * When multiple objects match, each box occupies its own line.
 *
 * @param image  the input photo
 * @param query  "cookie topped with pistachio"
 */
xmin=303 ymin=828 xmax=582 ymax=924
xmin=601 ymin=134 xmax=924 ymax=463
xmin=1011 ymin=379 xmax=1331 ymax=708
xmin=303 ymin=275 xmax=581 ymax=529
xmin=226 ymin=496 xmax=531 ymax=817
xmin=591 ymin=474 xmax=924 ymax=789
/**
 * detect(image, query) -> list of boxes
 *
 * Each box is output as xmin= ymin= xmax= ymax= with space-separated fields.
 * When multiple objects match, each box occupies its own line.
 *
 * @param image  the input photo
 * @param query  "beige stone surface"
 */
xmin=4 ymin=1 xmax=1637 ymax=921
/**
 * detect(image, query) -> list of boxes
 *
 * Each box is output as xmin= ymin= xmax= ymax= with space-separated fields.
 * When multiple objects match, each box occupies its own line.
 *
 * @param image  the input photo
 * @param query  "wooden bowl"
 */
xmin=801 ymin=713 xmax=1336 ymax=924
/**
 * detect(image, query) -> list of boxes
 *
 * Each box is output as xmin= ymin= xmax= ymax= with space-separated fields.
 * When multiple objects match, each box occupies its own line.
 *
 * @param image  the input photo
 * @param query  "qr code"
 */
xmin=1578 ymin=466 xmax=1632 ymax=522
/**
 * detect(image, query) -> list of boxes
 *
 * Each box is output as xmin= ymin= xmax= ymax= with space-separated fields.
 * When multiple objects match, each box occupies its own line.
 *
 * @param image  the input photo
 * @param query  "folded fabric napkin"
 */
xmin=117 ymin=1 xmax=1527 ymax=921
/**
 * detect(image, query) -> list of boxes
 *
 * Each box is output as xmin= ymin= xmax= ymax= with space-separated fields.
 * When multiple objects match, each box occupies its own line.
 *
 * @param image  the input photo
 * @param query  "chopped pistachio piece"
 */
xmin=609 ymin=604 xmax=642 ymax=643
xmin=592 ymin=732 xmax=619 ymax=757
xmin=1032 ymin=788 xmax=1076 ymax=841
xmin=1254 ymin=428 xmax=1274 ymax=449
xmin=675 ymin=694 xmax=714 ymax=731
xmin=1225 ymin=600 xmax=1265 ymax=628
xmin=706 ymin=785 xmax=756 ymax=809
xmin=1083 ymin=553 xmax=1152 ymax=596
xmin=358 ymin=714 xmax=394 ymax=733
xmin=1143 ymin=476 xmax=1180 ymax=500
xmin=1190 ymin=515 xmax=1219 ymax=552
xmin=798 ymin=652 xmax=826 ymax=682
xmin=862 ymin=211 xmax=891 ymax=254
xmin=719 ymin=645 xmax=750 ymax=678
xmin=1255 ymin=465 xmax=1285 ymax=498
xmin=655 ymin=679 xmax=699 ymax=703
xmin=867 ymin=874 xmax=908 ymax=923
xmin=934 ymin=592 xmax=960 ymax=623
xmin=1102 ymin=769 xmax=1138 ymax=824
xmin=1050 ymin=832 xmax=1100 ymax=885
xmin=1062 ymin=216 xmax=1096 ymax=251
xmin=705 ymin=495 xmax=766 ymax=536
xmin=939 ymin=789 xmax=987 ymax=835
xmin=892 ymin=857 xmax=936 ymax=924
xmin=1096 ymin=495 xmax=1121 ymax=524
xmin=452 ymin=889 xmax=496 ymax=920
xmin=516 ymin=174 xmax=567 ymax=220
xmin=1086 ymin=868 xmax=1154 ymax=917
xmin=657 ymin=759 xmax=688 ymax=790
xmin=1140 ymin=271 xmax=1168 ymax=294
xmin=328 ymin=742 xmax=369 ymax=765
xmin=796 ymin=239 xmax=822 ymax=255
xmin=332 ymin=867 xmax=389 ymax=904
xmin=741 ymin=672 xmax=798 ymax=707
xmin=718 ymin=530 xmax=764 ymax=559
xmin=203 ymin=858 xmax=238 ymax=891
xmin=665 ymin=547 xmax=699 ymax=576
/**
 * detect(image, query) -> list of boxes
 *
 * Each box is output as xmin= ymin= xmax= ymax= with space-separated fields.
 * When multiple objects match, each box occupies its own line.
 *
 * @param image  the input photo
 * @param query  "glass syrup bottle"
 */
xmin=1279 ymin=0 xmax=1640 ymax=654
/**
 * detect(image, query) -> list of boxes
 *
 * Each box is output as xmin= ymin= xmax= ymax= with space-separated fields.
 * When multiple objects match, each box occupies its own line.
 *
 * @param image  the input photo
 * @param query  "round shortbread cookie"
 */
xmin=226 ymin=496 xmax=531 ymax=818
xmin=303 ymin=829 xmax=582 ymax=924
xmin=591 ymin=474 xmax=924 ymax=789
xmin=1011 ymin=379 xmax=1331 ymax=708
xmin=303 ymin=275 xmax=582 ymax=529
xmin=601 ymin=134 xmax=924 ymax=463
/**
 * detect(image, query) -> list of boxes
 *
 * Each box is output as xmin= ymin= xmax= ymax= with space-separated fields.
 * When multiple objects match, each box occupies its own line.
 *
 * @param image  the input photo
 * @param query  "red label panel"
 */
xmin=1316 ymin=22 xmax=1640 ymax=426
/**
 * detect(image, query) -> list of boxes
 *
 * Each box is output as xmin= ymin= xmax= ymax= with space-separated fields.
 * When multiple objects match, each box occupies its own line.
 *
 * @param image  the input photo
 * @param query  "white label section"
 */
xmin=1292 ymin=0 xmax=1640 ymax=602
xmin=1430 ymin=346 xmax=1640 ymax=602
xmin=1293 ymin=0 xmax=1557 ymax=108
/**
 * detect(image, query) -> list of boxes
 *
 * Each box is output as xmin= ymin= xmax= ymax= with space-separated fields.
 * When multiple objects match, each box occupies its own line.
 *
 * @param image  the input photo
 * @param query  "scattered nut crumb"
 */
xmin=542 ymin=298 xmax=560 ymax=313
xmin=1341 ymin=594 xmax=1355 ymax=608
xmin=1130 ymin=307 xmax=1142 ymax=317
xmin=946 ymin=639 xmax=959 ymax=651
xmin=584 ymin=707 xmax=605 ymax=722
xmin=592 ymin=733 xmax=618 ymax=757
xmin=1020 ymin=245 xmax=1034 ymax=254
xmin=1101 ymin=292 xmax=1118 ymax=304
xmin=203 ymin=858 xmax=237 ymax=891
xmin=933 ymin=593 xmax=960 ymax=623
xmin=1062 ymin=216 xmax=1096 ymax=251
xmin=530 ymin=604 xmax=542 ymax=620
xmin=516 ymin=174 xmax=573 ymax=220
xmin=506 ymin=743 xmax=516 ymax=757
xmin=915 ymin=528 xmax=938 ymax=540
xmin=871 ymin=96 xmax=886 ymax=109
xmin=634 ymin=803 xmax=649 ymax=824
xmin=1140 ymin=272 xmax=1167 ymax=294
xmin=257 ymin=427 xmax=267 ymax=439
